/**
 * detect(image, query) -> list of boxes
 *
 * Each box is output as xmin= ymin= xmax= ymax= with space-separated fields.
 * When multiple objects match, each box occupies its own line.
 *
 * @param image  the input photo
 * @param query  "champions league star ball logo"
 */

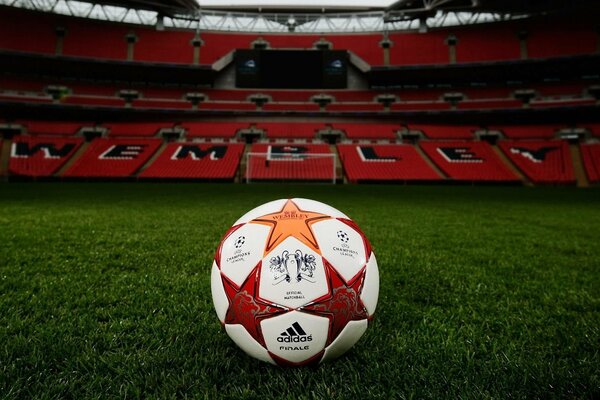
xmin=234 ymin=236 xmax=246 ymax=249
xmin=337 ymin=230 xmax=350 ymax=243
xmin=211 ymin=198 xmax=379 ymax=366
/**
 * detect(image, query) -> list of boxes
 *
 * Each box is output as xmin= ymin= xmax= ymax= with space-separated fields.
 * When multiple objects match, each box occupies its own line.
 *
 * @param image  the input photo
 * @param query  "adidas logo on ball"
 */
xmin=277 ymin=322 xmax=313 ymax=343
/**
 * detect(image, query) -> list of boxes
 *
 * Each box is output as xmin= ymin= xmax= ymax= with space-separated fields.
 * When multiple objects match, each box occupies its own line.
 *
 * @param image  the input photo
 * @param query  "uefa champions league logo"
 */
xmin=269 ymin=250 xmax=317 ymax=285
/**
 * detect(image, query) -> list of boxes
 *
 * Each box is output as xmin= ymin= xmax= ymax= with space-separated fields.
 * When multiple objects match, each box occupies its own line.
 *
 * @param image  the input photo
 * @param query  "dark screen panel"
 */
xmin=235 ymin=50 xmax=347 ymax=89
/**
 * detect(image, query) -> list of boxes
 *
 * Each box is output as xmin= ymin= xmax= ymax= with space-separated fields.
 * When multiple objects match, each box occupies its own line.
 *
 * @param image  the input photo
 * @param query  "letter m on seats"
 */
xmin=171 ymin=145 xmax=228 ymax=160
xmin=11 ymin=142 xmax=75 ymax=159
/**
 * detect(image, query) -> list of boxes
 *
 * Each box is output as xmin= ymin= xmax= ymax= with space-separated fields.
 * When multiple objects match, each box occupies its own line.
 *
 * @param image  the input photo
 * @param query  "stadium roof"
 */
xmin=2 ymin=0 xmax=598 ymax=32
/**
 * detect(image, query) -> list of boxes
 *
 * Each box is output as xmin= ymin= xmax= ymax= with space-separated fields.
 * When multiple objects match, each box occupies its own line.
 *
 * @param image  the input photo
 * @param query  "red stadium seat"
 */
xmin=182 ymin=122 xmax=250 ymax=138
xmin=338 ymin=144 xmax=441 ymax=182
xmin=62 ymin=96 xmax=126 ymax=107
xmin=64 ymin=138 xmax=161 ymax=177
xmin=246 ymin=143 xmax=334 ymax=181
xmin=457 ymin=99 xmax=522 ymax=110
xmin=262 ymin=103 xmax=321 ymax=112
xmin=327 ymin=103 xmax=385 ymax=112
xmin=580 ymin=144 xmax=600 ymax=183
xmin=9 ymin=136 xmax=83 ymax=177
xmin=409 ymin=125 xmax=476 ymax=140
xmin=22 ymin=121 xmax=91 ymax=136
xmin=499 ymin=140 xmax=575 ymax=184
xmin=0 ymin=7 xmax=56 ymax=54
xmin=134 ymin=29 xmax=195 ymax=64
xmin=333 ymin=123 xmax=399 ymax=140
xmin=493 ymin=125 xmax=560 ymax=139
xmin=388 ymin=31 xmax=449 ymax=66
xmin=419 ymin=141 xmax=519 ymax=181
xmin=139 ymin=142 xmax=244 ymax=179
xmin=132 ymin=99 xmax=191 ymax=109
xmin=389 ymin=102 xmax=451 ymax=111
xmin=256 ymin=123 xmax=323 ymax=138
xmin=106 ymin=122 xmax=174 ymax=137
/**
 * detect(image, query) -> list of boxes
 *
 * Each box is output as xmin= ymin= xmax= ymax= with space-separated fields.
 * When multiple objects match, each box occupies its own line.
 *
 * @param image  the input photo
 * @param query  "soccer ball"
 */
xmin=210 ymin=198 xmax=379 ymax=366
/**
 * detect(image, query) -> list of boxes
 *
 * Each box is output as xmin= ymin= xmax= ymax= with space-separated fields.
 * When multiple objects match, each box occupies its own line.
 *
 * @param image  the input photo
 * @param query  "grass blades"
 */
xmin=1 ymin=183 xmax=599 ymax=399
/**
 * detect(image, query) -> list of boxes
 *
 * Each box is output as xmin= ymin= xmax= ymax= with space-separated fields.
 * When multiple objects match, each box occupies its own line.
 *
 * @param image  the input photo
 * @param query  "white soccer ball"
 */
xmin=211 ymin=198 xmax=379 ymax=366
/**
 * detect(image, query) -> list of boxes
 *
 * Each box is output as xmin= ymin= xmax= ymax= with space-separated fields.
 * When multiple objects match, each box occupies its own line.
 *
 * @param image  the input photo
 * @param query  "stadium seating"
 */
xmin=493 ymin=125 xmax=561 ymax=139
xmin=262 ymin=103 xmax=321 ymax=112
xmin=388 ymin=31 xmax=449 ymax=66
xmin=64 ymin=138 xmax=161 ymax=177
xmin=338 ymin=144 xmax=441 ymax=182
xmin=246 ymin=143 xmax=334 ymax=181
xmin=134 ymin=29 xmax=196 ymax=64
xmin=139 ymin=142 xmax=244 ymax=179
xmin=333 ymin=123 xmax=399 ymax=140
xmin=256 ymin=123 xmax=324 ymax=138
xmin=21 ymin=121 xmax=91 ymax=136
xmin=9 ymin=136 xmax=83 ymax=177
xmin=106 ymin=122 xmax=174 ymax=137
xmin=408 ymin=125 xmax=476 ymax=139
xmin=580 ymin=144 xmax=600 ymax=183
xmin=0 ymin=7 xmax=56 ymax=54
xmin=498 ymin=140 xmax=575 ymax=184
xmin=132 ymin=99 xmax=192 ymax=109
xmin=454 ymin=23 xmax=521 ymax=63
xmin=62 ymin=96 xmax=126 ymax=108
xmin=419 ymin=141 xmax=519 ymax=181
xmin=182 ymin=122 xmax=249 ymax=138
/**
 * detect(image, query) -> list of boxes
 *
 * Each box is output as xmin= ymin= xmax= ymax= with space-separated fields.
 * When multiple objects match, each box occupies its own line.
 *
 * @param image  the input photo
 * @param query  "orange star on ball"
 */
xmin=249 ymin=200 xmax=331 ymax=254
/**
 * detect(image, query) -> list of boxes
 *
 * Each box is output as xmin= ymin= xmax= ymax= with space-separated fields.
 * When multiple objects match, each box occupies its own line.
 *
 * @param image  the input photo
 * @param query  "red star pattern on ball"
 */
xmin=249 ymin=199 xmax=331 ymax=255
xmin=302 ymin=259 xmax=368 ymax=346
xmin=221 ymin=261 xmax=286 ymax=346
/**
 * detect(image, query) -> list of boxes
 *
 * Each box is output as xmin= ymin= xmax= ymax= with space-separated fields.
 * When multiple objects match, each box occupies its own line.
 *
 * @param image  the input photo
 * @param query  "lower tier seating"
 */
xmin=9 ymin=136 xmax=83 ymax=177
xmin=246 ymin=143 xmax=334 ymax=181
xmin=183 ymin=122 xmax=249 ymax=138
xmin=63 ymin=138 xmax=161 ymax=177
xmin=419 ymin=141 xmax=519 ymax=182
xmin=408 ymin=125 xmax=476 ymax=139
xmin=499 ymin=140 xmax=575 ymax=184
xmin=337 ymin=144 xmax=441 ymax=182
xmin=256 ymin=122 xmax=324 ymax=138
xmin=333 ymin=123 xmax=399 ymax=140
xmin=580 ymin=144 xmax=600 ymax=183
xmin=139 ymin=142 xmax=244 ymax=180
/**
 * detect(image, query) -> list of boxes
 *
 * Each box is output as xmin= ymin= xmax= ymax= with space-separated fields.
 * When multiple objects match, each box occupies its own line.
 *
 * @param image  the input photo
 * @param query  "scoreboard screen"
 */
xmin=235 ymin=49 xmax=347 ymax=89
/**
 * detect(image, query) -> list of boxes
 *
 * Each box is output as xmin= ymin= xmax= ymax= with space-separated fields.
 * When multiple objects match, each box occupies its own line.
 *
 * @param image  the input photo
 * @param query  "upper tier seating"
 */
xmin=337 ymin=144 xmax=441 ymax=182
xmin=256 ymin=123 xmax=324 ymax=138
xmin=106 ymin=122 xmax=175 ymax=137
xmin=63 ymin=138 xmax=161 ymax=177
xmin=419 ymin=141 xmax=519 ymax=182
xmin=182 ymin=122 xmax=249 ymax=138
xmin=333 ymin=123 xmax=399 ymax=140
xmin=1 ymin=7 xmax=597 ymax=67
xmin=139 ymin=142 xmax=244 ymax=179
xmin=20 ymin=121 xmax=92 ymax=136
xmin=580 ymin=144 xmax=600 ymax=183
xmin=246 ymin=143 xmax=334 ymax=181
xmin=9 ymin=135 xmax=83 ymax=176
xmin=493 ymin=125 xmax=563 ymax=139
xmin=498 ymin=140 xmax=575 ymax=184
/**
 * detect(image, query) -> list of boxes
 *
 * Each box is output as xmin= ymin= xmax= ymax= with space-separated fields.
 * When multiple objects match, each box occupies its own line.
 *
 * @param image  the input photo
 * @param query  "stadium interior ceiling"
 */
xmin=75 ymin=0 xmax=600 ymax=17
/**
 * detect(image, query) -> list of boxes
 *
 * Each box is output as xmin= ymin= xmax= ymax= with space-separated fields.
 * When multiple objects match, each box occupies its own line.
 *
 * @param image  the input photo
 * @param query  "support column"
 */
xmin=518 ymin=30 xmax=529 ymax=60
xmin=126 ymin=32 xmax=138 ymax=61
xmin=445 ymin=34 xmax=457 ymax=64
xmin=55 ymin=26 xmax=66 ymax=56
xmin=191 ymin=35 xmax=204 ymax=65
xmin=379 ymin=33 xmax=393 ymax=66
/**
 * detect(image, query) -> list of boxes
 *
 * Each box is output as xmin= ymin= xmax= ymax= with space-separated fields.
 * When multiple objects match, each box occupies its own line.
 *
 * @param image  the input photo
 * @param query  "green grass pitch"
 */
xmin=1 ymin=183 xmax=599 ymax=399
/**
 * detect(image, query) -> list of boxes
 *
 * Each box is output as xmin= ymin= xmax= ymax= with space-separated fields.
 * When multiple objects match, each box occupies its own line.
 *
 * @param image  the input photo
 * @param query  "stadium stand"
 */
xmin=0 ymin=8 xmax=56 ymax=54
xmin=20 ymin=121 xmax=90 ymax=136
xmin=256 ymin=123 xmax=323 ymax=138
xmin=64 ymin=138 xmax=161 ymax=177
xmin=493 ymin=125 xmax=561 ymax=139
xmin=61 ymin=20 xmax=129 ymax=60
xmin=338 ymin=144 xmax=441 ymax=182
xmin=580 ymin=144 xmax=600 ymax=183
xmin=498 ymin=140 xmax=575 ymax=184
xmin=419 ymin=141 xmax=519 ymax=182
xmin=182 ymin=122 xmax=249 ymax=138
xmin=9 ymin=136 xmax=83 ymax=177
xmin=106 ymin=122 xmax=174 ymax=137
xmin=134 ymin=29 xmax=196 ymax=64
xmin=246 ymin=143 xmax=334 ymax=181
xmin=333 ymin=123 xmax=399 ymax=140
xmin=408 ymin=125 xmax=476 ymax=140
xmin=139 ymin=142 xmax=244 ymax=180
xmin=388 ymin=31 xmax=449 ymax=66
